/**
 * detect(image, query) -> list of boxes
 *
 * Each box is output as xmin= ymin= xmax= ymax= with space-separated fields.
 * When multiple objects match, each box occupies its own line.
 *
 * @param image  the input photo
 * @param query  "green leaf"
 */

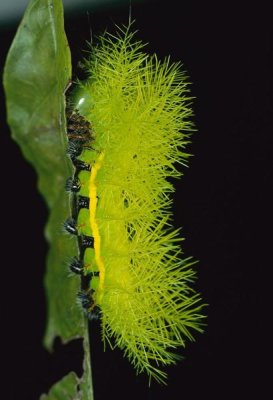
xmin=39 ymin=372 xmax=81 ymax=400
xmin=3 ymin=0 xmax=93 ymax=399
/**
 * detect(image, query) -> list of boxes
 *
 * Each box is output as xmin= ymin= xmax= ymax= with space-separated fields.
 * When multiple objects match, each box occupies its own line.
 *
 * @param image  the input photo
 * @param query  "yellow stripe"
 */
xmin=89 ymin=152 xmax=105 ymax=296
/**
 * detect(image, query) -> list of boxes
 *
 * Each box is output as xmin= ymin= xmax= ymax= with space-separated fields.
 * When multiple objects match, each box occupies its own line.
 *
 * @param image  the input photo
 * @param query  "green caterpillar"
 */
xmin=65 ymin=24 xmax=204 ymax=383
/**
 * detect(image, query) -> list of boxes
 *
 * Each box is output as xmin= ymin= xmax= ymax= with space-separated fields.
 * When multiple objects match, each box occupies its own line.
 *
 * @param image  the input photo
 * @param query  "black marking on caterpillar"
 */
xmin=67 ymin=140 xmax=93 ymax=161
xmin=65 ymin=107 xmax=97 ymax=318
xmin=86 ymin=307 xmax=101 ymax=321
xmin=79 ymin=235 xmax=94 ymax=250
xmin=88 ymin=271 xmax=100 ymax=277
xmin=78 ymin=196 xmax=90 ymax=210
xmin=77 ymin=289 xmax=101 ymax=320
xmin=72 ymin=158 xmax=91 ymax=171
xmin=64 ymin=217 xmax=77 ymax=235
xmin=69 ymin=257 xmax=100 ymax=279
xmin=77 ymin=289 xmax=94 ymax=308
xmin=65 ymin=176 xmax=81 ymax=192
xmin=67 ymin=141 xmax=82 ymax=160
xmin=69 ymin=257 xmax=83 ymax=275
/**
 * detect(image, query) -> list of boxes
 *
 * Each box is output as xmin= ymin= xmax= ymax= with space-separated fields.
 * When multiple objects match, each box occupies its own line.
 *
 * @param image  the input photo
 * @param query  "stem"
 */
xmin=81 ymin=318 xmax=95 ymax=400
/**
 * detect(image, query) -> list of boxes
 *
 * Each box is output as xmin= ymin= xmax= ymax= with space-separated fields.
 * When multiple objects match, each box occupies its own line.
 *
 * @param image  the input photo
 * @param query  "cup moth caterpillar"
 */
xmin=65 ymin=24 xmax=204 ymax=383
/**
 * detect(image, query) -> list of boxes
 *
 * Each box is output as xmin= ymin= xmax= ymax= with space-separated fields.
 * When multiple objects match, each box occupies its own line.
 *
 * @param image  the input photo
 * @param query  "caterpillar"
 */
xmin=64 ymin=24 xmax=204 ymax=383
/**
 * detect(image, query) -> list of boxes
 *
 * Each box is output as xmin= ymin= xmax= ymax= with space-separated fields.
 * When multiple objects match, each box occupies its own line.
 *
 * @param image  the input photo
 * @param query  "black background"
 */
xmin=1 ymin=1 xmax=271 ymax=399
